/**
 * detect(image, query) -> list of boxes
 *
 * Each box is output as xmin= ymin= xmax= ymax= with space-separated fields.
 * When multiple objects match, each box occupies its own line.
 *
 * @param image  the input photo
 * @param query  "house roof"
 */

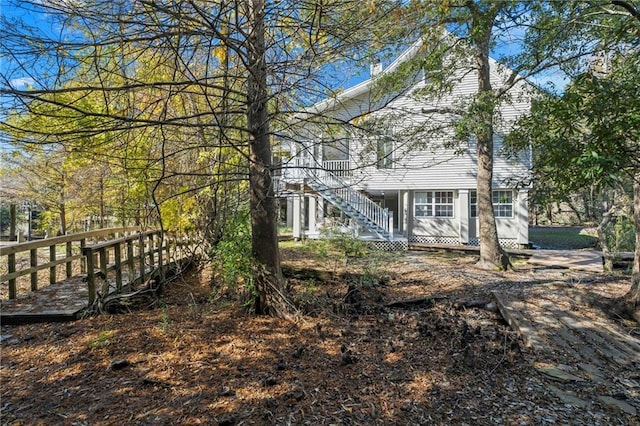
xmin=306 ymin=32 xmax=537 ymax=117
xmin=307 ymin=38 xmax=425 ymax=115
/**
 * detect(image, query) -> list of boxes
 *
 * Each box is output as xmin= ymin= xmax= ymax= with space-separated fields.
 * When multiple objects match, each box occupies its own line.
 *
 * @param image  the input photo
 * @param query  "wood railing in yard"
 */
xmin=0 ymin=227 xmax=199 ymax=305
xmin=82 ymin=230 xmax=197 ymax=304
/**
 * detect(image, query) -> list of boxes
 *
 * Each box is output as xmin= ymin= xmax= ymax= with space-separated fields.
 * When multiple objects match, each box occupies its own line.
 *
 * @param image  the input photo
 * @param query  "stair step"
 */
xmin=309 ymin=175 xmax=392 ymax=240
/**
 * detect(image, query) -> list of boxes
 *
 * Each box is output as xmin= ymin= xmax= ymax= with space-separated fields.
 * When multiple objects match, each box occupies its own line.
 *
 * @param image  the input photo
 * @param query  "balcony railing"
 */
xmin=321 ymin=160 xmax=351 ymax=178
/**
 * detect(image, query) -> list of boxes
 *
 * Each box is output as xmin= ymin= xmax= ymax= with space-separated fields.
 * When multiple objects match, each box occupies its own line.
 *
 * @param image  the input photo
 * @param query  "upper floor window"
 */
xmin=376 ymin=136 xmax=393 ymax=169
xmin=415 ymin=191 xmax=454 ymax=217
xmin=322 ymin=133 xmax=349 ymax=161
xmin=470 ymin=190 xmax=513 ymax=218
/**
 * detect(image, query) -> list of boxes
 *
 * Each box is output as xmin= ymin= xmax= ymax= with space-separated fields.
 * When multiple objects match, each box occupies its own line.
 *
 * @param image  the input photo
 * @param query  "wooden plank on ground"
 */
xmin=492 ymin=291 xmax=547 ymax=351
xmin=528 ymin=250 xmax=603 ymax=272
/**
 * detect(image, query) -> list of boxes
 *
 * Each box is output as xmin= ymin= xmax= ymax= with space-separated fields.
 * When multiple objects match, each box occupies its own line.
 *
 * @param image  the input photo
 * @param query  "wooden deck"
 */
xmin=0 ymin=276 xmax=90 ymax=324
xmin=1 ymin=229 xmax=199 ymax=325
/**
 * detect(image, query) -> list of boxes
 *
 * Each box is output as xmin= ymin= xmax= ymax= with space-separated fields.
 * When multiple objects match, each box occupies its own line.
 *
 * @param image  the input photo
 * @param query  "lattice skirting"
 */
xmin=409 ymin=236 xmax=462 ymax=245
xmin=411 ymin=236 xmax=521 ymax=249
xmin=366 ymin=240 xmax=409 ymax=251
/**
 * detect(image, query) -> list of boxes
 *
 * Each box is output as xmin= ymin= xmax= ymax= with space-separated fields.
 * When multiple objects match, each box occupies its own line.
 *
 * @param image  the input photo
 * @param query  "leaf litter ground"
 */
xmin=1 ymin=243 xmax=638 ymax=425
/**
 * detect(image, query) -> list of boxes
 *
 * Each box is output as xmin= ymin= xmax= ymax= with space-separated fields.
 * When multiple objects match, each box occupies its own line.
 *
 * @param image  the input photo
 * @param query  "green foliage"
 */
xmin=159 ymin=197 xmax=197 ymax=233
xmin=319 ymin=226 xmax=368 ymax=259
xmin=604 ymin=215 xmax=636 ymax=253
xmin=509 ymin=50 xmax=639 ymax=211
xmin=159 ymin=306 xmax=174 ymax=333
xmin=210 ymin=211 xmax=254 ymax=290
xmin=87 ymin=329 xmax=113 ymax=348
xmin=0 ymin=205 xmax=12 ymax=234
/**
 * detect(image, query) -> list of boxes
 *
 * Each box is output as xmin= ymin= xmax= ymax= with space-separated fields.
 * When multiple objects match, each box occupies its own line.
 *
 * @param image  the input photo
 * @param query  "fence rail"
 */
xmin=82 ymin=230 xmax=197 ymax=304
xmin=0 ymin=227 xmax=199 ymax=304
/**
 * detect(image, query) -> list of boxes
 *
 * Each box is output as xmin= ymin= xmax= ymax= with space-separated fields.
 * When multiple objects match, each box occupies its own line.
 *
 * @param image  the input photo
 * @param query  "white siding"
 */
xmin=288 ymin=46 xmax=533 ymax=245
xmin=313 ymin=59 xmax=533 ymax=193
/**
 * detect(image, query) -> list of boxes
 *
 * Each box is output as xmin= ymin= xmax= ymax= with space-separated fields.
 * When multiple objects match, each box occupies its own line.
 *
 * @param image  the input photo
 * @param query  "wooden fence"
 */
xmin=82 ymin=230 xmax=197 ymax=304
xmin=0 ymin=227 xmax=200 ymax=304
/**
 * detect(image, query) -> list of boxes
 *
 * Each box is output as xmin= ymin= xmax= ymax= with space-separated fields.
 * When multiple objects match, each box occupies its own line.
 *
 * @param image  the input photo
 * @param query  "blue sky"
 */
xmin=1 ymin=1 xmax=570 ymax=94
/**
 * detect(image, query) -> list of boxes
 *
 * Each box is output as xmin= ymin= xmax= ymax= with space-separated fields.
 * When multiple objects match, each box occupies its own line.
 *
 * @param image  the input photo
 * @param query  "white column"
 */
xmin=308 ymin=195 xmax=317 ymax=236
xmin=517 ymin=189 xmax=529 ymax=246
xmin=316 ymin=196 xmax=325 ymax=234
xmin=458 ymin=189 xmax=469 ymax=244
xmin=292 ymin=194 xmax=302 ymax=239
xmin=397 ymin=190 xmax=403 ymax=234
xmin=406 ymin=191 xmax=414 ymax=241
xmin=286 ymin=198 xmax=294 ymax=228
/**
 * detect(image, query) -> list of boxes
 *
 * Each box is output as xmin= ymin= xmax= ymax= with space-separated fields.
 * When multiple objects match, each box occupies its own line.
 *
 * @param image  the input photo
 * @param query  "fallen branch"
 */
xmin=385 ymin=296 xmax=448 ymax=308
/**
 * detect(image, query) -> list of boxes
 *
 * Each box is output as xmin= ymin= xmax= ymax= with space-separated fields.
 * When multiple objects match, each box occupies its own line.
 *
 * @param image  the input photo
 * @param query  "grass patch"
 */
xmin=529 ymin=226 xmax=598 ymax=250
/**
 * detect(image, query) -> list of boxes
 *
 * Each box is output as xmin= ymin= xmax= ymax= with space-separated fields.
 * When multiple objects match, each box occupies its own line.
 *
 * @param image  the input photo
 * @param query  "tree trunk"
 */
xmin=597 ymin=202 xmax=615 ymax=272
xmin=9 ymin=203 xmax=17 ymax=241
xmin=245 ymin=0 xmax=291 ymax=317
xmin=625 ymin=171 xmax=640 ymax=309
xmin=60 ymin=203 xmax=67 ymax=235
xmin=99 ymin=176 xmax=105 ymax=228
xmin=474 ymin=16 xmax=510 ymax=271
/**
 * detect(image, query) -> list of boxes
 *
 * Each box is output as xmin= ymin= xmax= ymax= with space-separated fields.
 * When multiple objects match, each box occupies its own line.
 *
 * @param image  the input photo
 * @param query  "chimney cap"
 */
xmin=370 ymin=57 xmax=382 ymax=77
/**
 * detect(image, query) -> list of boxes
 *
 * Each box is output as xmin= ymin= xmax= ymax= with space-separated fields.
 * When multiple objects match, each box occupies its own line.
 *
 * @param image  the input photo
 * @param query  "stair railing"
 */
xmin=304 ymin=167 xmax=393 ymax=238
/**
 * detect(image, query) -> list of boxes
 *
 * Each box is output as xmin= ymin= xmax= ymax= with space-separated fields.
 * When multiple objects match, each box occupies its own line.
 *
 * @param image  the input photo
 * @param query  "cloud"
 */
xmin=9 ymin=77 xmax=35 ymax=89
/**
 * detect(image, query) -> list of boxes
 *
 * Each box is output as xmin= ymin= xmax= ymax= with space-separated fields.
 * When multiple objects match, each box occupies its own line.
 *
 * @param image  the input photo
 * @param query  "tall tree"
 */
xmin=365 ymin=1 xmax=608 ymax=270
xmin=509 ymin=25 xmax=640 ymax=315
xmin=0 ymin=0 xmax=393 ymax=315
xmin=244 ymin=0 xmax=287 ymax=315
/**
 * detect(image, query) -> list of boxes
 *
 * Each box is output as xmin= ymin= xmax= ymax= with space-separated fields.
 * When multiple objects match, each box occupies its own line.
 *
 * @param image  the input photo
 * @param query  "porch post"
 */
xmin=308 ymin=195 xmax=318 ymax=236
xmin=286 ymin=197 xmax=294 ymax=228
xmin=292 ymin=193 xmax=302 ymax=239
xmin=407 ymin=191 xmax=414 ymax=242
xmin=458 ymin=189 xmax=469 ymax=244
xmin=397 ymin=190 xmax=404 ymax=235
xmin=517 ymin=189 xmax=529 ymax=246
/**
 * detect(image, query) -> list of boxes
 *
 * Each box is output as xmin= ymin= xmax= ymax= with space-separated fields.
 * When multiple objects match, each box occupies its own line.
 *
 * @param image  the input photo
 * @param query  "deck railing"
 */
xmin=0 ymin=227 xmax=198 ymax=304
xmin=82 ymin=230 xmax=197 ymax=304
xmin=307 ymin=169 xmax=393 ymax=238
xmin=321 ymin=160 xmax=352 ymax=178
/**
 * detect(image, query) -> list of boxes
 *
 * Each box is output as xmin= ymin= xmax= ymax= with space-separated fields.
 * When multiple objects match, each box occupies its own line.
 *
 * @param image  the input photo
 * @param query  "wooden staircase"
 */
xmin=303 ymin=167 xmax=393 ymax=240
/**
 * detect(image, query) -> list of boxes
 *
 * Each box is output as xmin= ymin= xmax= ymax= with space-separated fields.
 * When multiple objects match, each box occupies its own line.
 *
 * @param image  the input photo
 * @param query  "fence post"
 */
xmin=30 ymin=248 xmax=38 ymax=291
xmin=127 ymin=239 xmax=135 ymax=286
xmin=8 ymin=253 xmax=16 ymax=299
xmin=114 ymin=242 xmax=122 ymax=291
xmin=49 ymin=244 xmax=56 ymax=285
xmin=147 ymin=233 xmax=155 ymax=271
xmin=80 ymin=238 xmax=87 ymax=274
xmin=66 ymin=241 xmax=73 ymax=278
xmin=98 ymin=247 xmax=108 ymax=295
xmin=83 ymin=247 xmax=96 ymax=304
xmin=139 ymin=233 xmax=146 ymax=281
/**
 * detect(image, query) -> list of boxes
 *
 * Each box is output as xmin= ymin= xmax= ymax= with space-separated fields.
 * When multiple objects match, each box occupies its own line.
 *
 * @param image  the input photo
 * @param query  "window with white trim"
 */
xmin=376 ymin=135 xmax=393 ymax=169
xmin=470 ymin=190 xmax=514 ymax=218
xmin=470 ymin=190 xmax=477 ymax=218
xmin=492 ymin=190 xmax=513 ymax=217
xmin=415 ymin=191 xmax=454 ymax=217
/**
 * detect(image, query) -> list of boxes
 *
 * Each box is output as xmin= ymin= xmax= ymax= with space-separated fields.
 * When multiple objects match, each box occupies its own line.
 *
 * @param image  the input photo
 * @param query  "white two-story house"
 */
xmin=275 ymin=39 xmax=532 ymax=249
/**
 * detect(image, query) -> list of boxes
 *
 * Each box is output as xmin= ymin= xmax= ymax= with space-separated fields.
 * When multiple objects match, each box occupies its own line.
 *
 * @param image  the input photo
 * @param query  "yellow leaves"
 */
xmin=160 ymin=196 xmax=197 ymax=233
xmin=351 ymin=113 xmax=370 ymax=126
xmin=368 ymin=0 xmax=376 ymax=14
xmin=212 ymin=45 xmax=227 ymax=63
